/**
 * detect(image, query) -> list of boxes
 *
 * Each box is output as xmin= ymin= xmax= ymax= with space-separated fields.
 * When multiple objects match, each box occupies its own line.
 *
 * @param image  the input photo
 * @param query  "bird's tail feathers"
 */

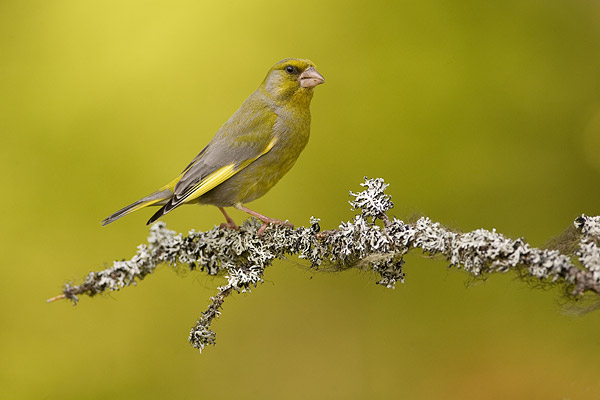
xmin=101 ymin=189 xmax=172 ymax=226
xmin=146 ymin=199 xmax=176 ymax=225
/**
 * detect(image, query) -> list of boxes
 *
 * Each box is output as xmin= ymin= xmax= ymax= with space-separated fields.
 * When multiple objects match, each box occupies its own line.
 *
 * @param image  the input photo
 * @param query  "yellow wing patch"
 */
xmin=182 ymin=137 xmax=278 ymax=203
xmin=184 ymin=164 xmax=237 ymax=202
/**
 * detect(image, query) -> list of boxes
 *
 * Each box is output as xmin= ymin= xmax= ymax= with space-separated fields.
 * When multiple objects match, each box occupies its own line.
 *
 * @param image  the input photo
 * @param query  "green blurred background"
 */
xmin=1 ymin=0 xmax=600 ymax=398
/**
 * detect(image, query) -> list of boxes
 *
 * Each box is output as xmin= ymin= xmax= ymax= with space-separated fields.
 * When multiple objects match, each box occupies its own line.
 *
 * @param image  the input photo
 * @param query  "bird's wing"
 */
xmin=146 ymin=102 xmax=277 ymax=223
xmin=175 ymin=133 xmax=278 ymax=203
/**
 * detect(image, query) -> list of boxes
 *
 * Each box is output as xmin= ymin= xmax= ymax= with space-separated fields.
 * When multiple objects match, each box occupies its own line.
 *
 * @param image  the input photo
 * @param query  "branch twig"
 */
xmin=49 ymin=177 xmax=600 ymax=352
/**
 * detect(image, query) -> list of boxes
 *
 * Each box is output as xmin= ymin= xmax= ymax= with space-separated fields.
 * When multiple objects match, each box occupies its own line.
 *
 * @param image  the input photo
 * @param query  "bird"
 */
xmin=102 ymin=58 xmax=325 ymax=235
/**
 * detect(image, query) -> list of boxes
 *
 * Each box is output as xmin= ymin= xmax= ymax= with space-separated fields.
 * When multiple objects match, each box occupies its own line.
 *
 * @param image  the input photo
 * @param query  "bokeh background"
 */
xmin=2 ymin=1 xmax=600 ymax=399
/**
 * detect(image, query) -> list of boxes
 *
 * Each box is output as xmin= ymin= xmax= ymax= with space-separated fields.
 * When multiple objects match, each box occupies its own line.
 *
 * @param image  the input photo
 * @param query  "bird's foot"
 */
xmin=218 ymin=207 xmax=239 ymax=230
xmin=233 ymin=203 xmax=293 ymax=235
xmin=257 ymin=218 xmax=293 ymax=235
xmin=219 ymin=221 xmax=240 ymax=230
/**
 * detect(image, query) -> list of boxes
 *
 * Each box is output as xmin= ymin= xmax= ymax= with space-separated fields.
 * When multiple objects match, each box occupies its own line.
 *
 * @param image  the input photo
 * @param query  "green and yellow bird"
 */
xmin=102 ymin=58 xmax=325 ymax=234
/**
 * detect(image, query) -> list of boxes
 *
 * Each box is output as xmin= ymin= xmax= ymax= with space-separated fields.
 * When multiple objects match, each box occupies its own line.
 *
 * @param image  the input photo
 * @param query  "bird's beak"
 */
xmin=299 ymin=67 xmax=325 ymax=88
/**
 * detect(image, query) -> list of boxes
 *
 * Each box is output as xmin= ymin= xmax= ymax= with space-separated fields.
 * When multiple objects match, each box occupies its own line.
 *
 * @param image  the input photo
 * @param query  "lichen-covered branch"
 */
xmin=50 ymin=178 xmax=600 ymax=352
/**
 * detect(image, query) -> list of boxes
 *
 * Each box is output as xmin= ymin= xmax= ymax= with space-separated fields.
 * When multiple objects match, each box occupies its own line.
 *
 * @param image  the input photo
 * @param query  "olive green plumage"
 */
xmin=102 ymin=58 xmax=325 ymax=232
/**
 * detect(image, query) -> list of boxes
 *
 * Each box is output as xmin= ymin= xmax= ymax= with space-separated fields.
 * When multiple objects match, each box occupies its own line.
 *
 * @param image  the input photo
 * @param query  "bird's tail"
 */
xmin=101 ymin=189 xmax=172 ymax=226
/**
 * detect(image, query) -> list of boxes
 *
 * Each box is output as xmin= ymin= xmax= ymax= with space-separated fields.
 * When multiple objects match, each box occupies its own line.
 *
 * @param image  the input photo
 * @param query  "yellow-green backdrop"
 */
xmin=1 ymin=1 xmax=599 ymax=399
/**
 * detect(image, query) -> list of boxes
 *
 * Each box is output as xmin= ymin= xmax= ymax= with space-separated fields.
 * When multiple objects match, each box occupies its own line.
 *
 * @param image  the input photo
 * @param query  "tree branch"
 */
xmin=48 ymin=178 xmax=600 ymax=352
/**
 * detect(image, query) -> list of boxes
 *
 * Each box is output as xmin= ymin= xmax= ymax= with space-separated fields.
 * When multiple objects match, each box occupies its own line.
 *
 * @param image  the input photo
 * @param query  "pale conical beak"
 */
xmin=299 ymin=67 xmax=325 ymax=88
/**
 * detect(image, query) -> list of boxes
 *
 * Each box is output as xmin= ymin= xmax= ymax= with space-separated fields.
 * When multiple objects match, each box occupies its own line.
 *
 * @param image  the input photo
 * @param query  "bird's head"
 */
xmin=261 ymin=58 xmax=325 ymax=106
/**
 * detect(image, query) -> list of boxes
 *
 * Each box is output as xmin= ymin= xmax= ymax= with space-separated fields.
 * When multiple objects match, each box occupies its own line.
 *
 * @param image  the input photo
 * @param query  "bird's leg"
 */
xmin=234 ymin=204 xmax=293 ymax=235
xmin=218 ymin=207 xmax=239 ymax=230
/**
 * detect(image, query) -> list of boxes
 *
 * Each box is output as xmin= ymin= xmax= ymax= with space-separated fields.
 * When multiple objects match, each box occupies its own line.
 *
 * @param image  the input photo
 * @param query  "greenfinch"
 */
xmin=102 ymin=58 xmax=325 ymax=234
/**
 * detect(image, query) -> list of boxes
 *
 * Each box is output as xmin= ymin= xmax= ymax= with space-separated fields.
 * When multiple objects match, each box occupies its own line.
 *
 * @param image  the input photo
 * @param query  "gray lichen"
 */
xmin=53 ymin=177 xmax=600 ymax=352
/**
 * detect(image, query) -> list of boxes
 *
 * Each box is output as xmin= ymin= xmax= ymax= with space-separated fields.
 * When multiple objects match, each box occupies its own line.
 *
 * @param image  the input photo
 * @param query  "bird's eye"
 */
xmin=285 ymin=65 xmax=296 ymax=74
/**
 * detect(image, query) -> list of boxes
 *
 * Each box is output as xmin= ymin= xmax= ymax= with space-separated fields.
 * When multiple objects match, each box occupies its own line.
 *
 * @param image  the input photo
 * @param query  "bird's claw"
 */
xmin=257 ymin=219 xmax=293 ymax=235
xmin=219 ymin=222 xmax=240 ymax=230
